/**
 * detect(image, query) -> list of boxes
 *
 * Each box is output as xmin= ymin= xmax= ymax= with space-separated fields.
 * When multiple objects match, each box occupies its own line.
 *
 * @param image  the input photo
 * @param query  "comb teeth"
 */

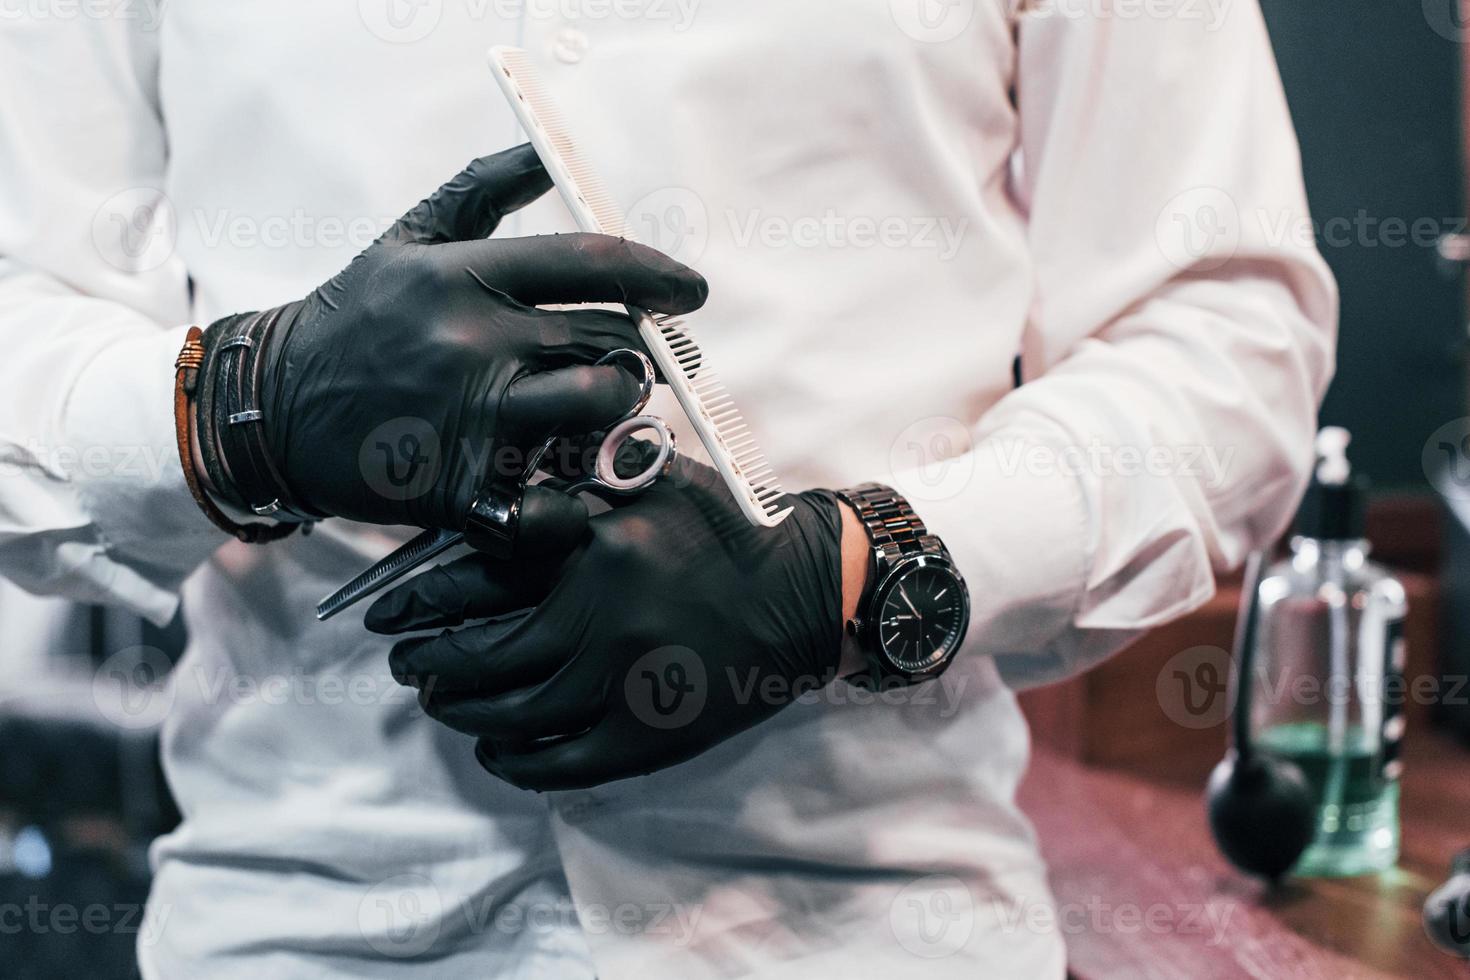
xmin=652 ymin=315 xmax=785 ymax=518
xmin=491 ymin=46 xmax=790 ymax=528
xmin=493 ymin=47 xmax=627 ymax=239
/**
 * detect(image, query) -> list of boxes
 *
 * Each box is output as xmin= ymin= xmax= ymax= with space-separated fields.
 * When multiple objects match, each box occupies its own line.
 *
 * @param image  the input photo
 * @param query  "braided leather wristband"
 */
xmin=174 ymin=326 xmax=297 ymax=544
xmin=210 ymin=309 xmax=319 ymax=523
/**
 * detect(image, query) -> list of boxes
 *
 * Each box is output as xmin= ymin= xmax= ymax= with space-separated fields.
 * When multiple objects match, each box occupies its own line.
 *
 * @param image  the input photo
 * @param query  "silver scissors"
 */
xmin=316 ymin=349 xmax=674 ymax=621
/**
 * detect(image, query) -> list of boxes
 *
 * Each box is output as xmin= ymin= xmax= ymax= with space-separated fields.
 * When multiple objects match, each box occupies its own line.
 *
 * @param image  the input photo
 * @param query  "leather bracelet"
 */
xmin=174 ymin=326 xmax=296 ymax=544
xmin=216 ymin=309 xmax=318 ymax=522
xmin=194 ymin=313 xmax=246 ymax=508
xmin=249 ymin=308 xmax=321 ymax=520
xmin=207 ymin=313 xmax=256 ymax=507
xmin=212 ymin=314 xmax=263 ymax=510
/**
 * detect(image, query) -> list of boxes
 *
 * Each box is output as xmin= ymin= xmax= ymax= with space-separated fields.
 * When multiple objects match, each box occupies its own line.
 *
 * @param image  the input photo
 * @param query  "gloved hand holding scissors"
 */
xmin=365 ymin=454 xmax=848 ymax=792
xmin=188 ymin=143 xmax=707 ymax=546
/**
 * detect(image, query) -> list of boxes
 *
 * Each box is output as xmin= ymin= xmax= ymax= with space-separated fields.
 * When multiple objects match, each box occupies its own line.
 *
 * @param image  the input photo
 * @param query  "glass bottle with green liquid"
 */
xmin=1252 ymin=427 xmax=1409 ymax=877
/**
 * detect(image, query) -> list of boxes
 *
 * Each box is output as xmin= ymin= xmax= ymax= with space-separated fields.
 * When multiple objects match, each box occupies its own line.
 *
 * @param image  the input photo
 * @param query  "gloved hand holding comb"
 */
xmin=185 ymin=143 xmax=706 ymax=549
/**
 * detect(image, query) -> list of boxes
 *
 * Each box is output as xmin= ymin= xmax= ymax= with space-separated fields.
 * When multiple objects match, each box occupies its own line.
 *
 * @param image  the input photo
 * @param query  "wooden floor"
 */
xmin=1018 ymin=728 xmax=1470 ymax=979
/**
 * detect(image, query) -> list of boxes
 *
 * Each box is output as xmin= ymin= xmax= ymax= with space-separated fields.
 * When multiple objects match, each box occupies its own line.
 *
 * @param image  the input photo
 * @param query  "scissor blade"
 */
xmin=316 ymin=528 xmax=465 ymax=622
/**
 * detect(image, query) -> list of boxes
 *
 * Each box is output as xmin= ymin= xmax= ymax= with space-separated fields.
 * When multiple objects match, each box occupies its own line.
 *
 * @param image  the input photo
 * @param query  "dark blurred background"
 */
xmin=0 ymin=606 xmax=183 ymax=979
xmin=1265 ymin=0 xmax=1466 ymax=489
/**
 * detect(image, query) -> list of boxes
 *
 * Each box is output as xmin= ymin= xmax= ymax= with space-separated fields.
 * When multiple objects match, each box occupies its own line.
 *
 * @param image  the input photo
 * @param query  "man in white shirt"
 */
xmin=0 ymin=1 xmax=1334 ymax=977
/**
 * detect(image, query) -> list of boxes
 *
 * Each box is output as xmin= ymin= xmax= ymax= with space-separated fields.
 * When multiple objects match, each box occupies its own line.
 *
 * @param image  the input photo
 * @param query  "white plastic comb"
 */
xmin=489 ymin=45 xmax=791 ymax=529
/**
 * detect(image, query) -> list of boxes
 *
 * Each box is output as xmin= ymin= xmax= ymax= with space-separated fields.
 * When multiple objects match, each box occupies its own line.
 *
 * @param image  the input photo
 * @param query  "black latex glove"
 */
xmin=364 ymin=456 xmax=846 ymax=792
xmin=199 ymin=144 xmax=706 ymax=535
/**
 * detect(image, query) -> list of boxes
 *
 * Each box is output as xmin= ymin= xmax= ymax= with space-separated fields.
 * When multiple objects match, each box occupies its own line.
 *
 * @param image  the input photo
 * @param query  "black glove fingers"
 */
xmin=386 ymin=614 xmax=564 ymax=694
xmin=510 ymin=485 xmax=592 ymax=562
xmin=500 ymin=364 xmax=642 ymax=438
xmin=420 ymin=679 xmax=601 ymax=743
xmin=365 ymin=555 xmax=549 ymax=634
xmin=526 ymin=308 xmax=654 ymax=369
xmin=378 ymin=145 xmax=551 ymax=247
xmin=446 ymin=233 xmax=708 ymax=313
xmin=476 ymin=731 xmax=625 ymax=793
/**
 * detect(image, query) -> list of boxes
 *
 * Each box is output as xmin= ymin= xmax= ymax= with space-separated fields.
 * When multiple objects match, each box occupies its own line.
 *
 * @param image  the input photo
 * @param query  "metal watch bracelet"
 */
xmin=834 ymin=482 xmax=964 ymax=684
xmin=835 ymin=482 xmax=947 ymax=571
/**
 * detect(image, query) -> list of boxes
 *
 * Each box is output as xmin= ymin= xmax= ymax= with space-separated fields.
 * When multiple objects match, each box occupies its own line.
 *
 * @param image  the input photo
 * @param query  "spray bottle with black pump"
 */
xmin=1209 ymin=427 xmax=1408 ymax=878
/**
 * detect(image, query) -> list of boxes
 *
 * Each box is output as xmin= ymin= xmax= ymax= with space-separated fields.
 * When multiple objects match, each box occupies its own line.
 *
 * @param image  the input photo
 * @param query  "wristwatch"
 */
xmin=835 ymin=483 xmax=970 ymax=684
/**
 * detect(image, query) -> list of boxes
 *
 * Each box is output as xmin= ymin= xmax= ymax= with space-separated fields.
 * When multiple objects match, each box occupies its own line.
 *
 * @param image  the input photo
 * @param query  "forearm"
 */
xmin=904 ymin=0 xmax=1337 ymax=687
xmin=878 ymin=264 xmax=1332 ymax=692
xmin=0 ymin=284 xmax=224 ymax=623
xmin=0 ymin=14 xmax=222 ymax=623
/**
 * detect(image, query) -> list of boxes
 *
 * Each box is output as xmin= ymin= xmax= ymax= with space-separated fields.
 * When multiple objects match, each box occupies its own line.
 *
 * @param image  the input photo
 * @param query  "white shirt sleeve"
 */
xmin=0 ymin=18 xmax=222 ymax=626
xmin=892 ymin=1 xmax=1338 ymax=688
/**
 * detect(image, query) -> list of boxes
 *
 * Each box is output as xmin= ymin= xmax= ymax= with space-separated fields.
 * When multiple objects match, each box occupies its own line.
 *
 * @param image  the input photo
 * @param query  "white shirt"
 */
xmin=0 ymin=2 xmax=1335 ymax=977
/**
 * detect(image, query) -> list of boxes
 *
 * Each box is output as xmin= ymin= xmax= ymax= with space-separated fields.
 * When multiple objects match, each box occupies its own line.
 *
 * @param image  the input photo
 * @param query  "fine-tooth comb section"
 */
xmin=493 ymin=47 xmax=627 ymax=239
xmin=651 ymin=313 xmax=780 ymax=504
xmin=653 ymin=312 xmax=703 ymax=378
xmin=490 ymin=46 xmax=791 ymax=528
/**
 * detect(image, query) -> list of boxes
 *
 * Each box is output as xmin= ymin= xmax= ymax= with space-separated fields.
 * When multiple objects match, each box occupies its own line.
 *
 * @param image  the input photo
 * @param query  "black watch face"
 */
xmin=874 ymin=558 xmax=969 ymax=675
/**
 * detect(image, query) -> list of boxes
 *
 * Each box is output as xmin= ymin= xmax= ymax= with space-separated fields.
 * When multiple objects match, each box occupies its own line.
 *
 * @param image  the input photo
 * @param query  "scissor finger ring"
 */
xmin=597 ymin=347 xmax=656 ymax=417
xmin=560 ymin=415 xmax=676 ymax=497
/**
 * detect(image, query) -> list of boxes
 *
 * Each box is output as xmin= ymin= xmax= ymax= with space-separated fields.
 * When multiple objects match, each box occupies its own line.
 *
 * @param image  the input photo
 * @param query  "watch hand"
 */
xmin=897 ymin=582 xmax=922 ymax=619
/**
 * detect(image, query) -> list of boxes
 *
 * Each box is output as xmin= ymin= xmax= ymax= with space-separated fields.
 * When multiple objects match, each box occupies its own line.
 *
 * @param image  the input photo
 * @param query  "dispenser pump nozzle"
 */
xmin=1296 ymin=426 xmax=1366 ymax=541
xmin=1314 ymin=426 xmax=1352 ymax=485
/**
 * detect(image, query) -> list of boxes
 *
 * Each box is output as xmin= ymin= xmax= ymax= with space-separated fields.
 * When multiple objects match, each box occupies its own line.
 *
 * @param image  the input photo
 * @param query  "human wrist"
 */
xmin=195 ymin=309 xmax=315 ymax=523
xmin=829 ymin=483 xmax=970 ymax=686
xmin=194 ymin=312 xmax=252 ymax=510
xmin=178 ymin=317 xmax=302 ymax=543
xmin=186 ymin=392 xmax=254 ymax=523
xmin=837 ymin=498 xmax=872 ymax=677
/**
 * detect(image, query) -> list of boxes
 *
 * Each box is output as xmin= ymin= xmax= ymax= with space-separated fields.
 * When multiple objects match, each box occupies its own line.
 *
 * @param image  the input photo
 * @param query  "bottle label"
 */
xmin=1381 ymin=617 xmax=1407 ymax=783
